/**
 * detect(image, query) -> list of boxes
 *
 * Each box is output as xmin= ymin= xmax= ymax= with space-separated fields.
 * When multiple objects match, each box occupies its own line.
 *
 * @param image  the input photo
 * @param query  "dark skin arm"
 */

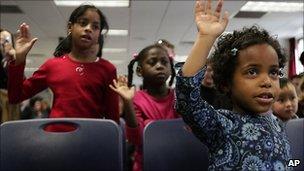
xmin=110 ymin=75 xmax=138 ymax=128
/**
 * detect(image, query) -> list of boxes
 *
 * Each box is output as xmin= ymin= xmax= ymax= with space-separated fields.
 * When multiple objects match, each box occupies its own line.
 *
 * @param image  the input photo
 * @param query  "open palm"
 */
xmin=195 ymin=0 xmax=229 ymax=38
xmin=14 ymin=23 xmax=37 ymax=65
xmin=110 ymin=75 xmax=135 ymax=101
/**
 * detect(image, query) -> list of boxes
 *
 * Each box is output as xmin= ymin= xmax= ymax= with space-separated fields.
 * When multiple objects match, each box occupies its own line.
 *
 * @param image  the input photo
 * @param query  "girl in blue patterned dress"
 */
xmin=175 ymin=0 xmax=291 ymax=170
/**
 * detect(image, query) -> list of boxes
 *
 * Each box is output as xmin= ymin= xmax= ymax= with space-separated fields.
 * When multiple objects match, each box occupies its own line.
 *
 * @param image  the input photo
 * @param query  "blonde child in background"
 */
xmin=272 ymin=78 xmax=298 ymax=122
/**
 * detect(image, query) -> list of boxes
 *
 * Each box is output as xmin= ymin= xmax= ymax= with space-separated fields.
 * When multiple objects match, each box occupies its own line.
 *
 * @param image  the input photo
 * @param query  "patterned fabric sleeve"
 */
xmin=175 ymin=69 xmax=234 ymax=147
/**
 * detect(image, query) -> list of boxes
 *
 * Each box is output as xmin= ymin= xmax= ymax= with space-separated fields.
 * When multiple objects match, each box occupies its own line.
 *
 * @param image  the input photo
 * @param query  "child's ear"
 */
xmin=136 ymin=66 xmax=142 ymax=77
xmin=67 ymin=22 xmax=72 ymax=35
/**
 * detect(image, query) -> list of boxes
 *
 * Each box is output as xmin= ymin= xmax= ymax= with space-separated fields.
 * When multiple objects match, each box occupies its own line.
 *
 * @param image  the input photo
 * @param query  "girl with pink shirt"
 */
xmin=110 ymin=44 xmax=179 ymax=171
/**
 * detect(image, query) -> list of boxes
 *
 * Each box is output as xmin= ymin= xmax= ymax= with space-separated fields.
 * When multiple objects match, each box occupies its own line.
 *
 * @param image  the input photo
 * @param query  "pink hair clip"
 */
xmin=168 ymin=55 xmax=174 ymax=60
xmin=132 ymin=53 xmax=138 ymax=59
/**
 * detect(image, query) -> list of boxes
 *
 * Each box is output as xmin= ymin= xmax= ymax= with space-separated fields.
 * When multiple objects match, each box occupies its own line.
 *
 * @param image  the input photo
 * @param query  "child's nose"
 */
xmin=84 ymin=24 xmax=93 ymax=32
xmin=285 ymin=100 xmax=293 ymax=107
xmin=260 ymin=74 xmax=272 ymax=88
xmin=156 ymin=62 xmax=164 ymax=69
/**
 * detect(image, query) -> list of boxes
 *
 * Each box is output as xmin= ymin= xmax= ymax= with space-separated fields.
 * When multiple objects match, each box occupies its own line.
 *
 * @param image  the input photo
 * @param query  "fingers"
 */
xmin=109 ymin=84 xmax=118 ymax=93
xmin=3 ymin=43 xmax=13 ymax=53
xmin=206 ymin=0 xmax=212 ymax=14
xmin=196 ymin=0 xmax=227 ymax=21
xmin=214 ymin=0 xmax=223 ymax=19
xmin=19 ymin=23 xmax=31 ymax=39
xmin=20 ymin=23 xmax=26 ymax=38
xmin=130 ymin=86 xmax=136 ymax=93
xmin=4 ymin=43 xmax=16 ymax=60
xmin=195 ymin=0 xmax=205 ymax=14
xmin=112 ymin=75 xmax=129 ymax=89
xmin=8 ymin=49 xmax=16 ymax=60
xmin=117 ymin=75 xmax=128 ymax=86
xmin=112 ymin=79 xmax=118 ymax=88
xmin=29 ymin=38 xmax=38 ymax=49
xmin=220 ymin=11 xmax=229 ymax=27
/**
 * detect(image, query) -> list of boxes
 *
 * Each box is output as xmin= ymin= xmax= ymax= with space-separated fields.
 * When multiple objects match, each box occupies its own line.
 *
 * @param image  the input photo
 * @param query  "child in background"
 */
xmin=175 ymin=0 xmax=291 ymax=170
xmin=297 ymin=80 xmax=304 ymax=118
xmin=21 ymin=96 xmax=42 ymax=119
xmin=0 ymin=28 xmax=13 ymax=89
xmin=290 ymin=74 xmax=303 ymax=97
xmin=7 ymin=5 xmax=119 ymax=130
xmin=272 ymin=78 xmax=298 ymax=122
xmin=110 ymin=44 xmax=178 ymax=171
xmin=0 ymin=28 xmax=21 ymax=122
xmin=21 ymin=96 xmax=49 ymax=119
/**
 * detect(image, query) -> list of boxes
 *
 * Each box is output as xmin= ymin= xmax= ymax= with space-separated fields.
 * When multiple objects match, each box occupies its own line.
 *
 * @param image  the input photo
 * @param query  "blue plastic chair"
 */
xmin=0 ymin=118 xmax=123 ymax=171
xmin=285 ymin=118 xmax=304 ymax=171
xmin=143 ymin=118 xmax=209 ymax=171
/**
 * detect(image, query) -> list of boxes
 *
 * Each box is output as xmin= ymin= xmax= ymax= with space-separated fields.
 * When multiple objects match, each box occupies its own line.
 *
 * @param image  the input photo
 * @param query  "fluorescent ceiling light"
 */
xmin=54 ymin=0 xmax=129 ymax=7
xmin=241 ymin=1 xmax=303 ymax=12
xmin=175 ymin=55 xmax=188 ymax=62
xmin=110 ymin=60 xmax=125 ymax=65
xmin=108 ymin=29 xmax=128 ymax=36
xmin=103 ymin=48 xmax=127 ymax=53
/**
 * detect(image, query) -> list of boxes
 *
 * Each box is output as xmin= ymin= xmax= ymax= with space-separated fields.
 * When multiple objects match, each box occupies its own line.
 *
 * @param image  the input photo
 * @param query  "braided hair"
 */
xmin=127 ymin=44 xmax=175 ymax=88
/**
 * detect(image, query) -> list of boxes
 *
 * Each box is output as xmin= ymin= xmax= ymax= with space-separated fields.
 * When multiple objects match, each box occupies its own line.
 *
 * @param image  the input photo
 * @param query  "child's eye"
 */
xmin=92 ymin=24 xmax=100 ymax=30
xmin=91 ymin=22 xmax=101 ymax=30
xmin=290 ymin=96 xmax=296 ymax=100
xmin=147 ymin=59 xmax=156 ymax=65
xmin=161 ymin=60 xmax=168 ymax=65
xmin=247 ymin=68 xmax=257 ymax=76
xmin=77 ymin=19 xmax=88 ymax=27
xmin=269 ymin=68 xmax=280 ymax=78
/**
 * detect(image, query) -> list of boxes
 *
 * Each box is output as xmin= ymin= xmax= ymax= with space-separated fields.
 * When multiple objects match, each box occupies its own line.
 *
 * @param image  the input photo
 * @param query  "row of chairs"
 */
xmin=1 ymin=118 xmax=303 ymax=171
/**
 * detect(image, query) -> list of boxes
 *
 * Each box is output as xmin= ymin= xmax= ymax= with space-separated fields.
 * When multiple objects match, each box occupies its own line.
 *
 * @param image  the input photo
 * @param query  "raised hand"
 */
xmin=3 ymin=42 xmax=16 ymax=62
xmin=14 ymin=23 xmax=38 ymax=65
xmin=110 ymin=75 xmax=136 ymax=101
xmin=195 ymin=0 xmax=229 ymax=38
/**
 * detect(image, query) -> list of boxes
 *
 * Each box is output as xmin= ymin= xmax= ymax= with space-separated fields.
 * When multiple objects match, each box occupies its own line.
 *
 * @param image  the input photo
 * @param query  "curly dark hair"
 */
xmin=210 ymin=25 xmax=287 ymax=94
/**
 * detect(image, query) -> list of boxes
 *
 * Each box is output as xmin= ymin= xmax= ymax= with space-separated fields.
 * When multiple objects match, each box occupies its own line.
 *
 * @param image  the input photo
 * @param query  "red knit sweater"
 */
xmin=8 ymin=55 xmax=119 ymax=125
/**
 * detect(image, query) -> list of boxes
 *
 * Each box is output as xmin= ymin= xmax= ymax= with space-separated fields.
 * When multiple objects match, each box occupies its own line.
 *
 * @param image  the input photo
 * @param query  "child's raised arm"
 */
xmin=182 ymin=0 xmax=228 ymax=76
xmin=14 ymin=23 xmax=38 ymax=65
xmin=109 ymin=75 xmax=138 ymax=127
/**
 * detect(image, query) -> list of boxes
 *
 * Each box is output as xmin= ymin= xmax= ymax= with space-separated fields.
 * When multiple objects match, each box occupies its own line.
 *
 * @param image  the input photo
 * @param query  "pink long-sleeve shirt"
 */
xmin=125 ymin=89 xmax=179 ymax=171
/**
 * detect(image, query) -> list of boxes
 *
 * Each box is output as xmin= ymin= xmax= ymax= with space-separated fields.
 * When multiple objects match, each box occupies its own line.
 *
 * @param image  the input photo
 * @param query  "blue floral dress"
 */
xmin=175 ymin=69 xmax=292 ymax=171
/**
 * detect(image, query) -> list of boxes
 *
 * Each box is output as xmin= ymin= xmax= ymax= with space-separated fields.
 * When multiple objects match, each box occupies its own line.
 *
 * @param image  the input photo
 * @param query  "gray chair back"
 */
xmin=1 ymin=118 xmax=123 ymax=171
xmin=143 ymin=118 xmax=209 ymax=171
xmin=285 ymin=118 xmax=304 ymax=171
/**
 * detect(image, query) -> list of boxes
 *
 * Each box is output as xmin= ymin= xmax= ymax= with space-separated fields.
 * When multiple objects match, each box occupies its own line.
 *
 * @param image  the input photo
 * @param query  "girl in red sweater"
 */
xmin=7 ymin=5 xmax=119 ymax=129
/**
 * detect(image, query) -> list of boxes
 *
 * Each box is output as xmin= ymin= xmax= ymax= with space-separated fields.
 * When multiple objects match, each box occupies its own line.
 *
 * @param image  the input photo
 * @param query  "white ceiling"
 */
xmin=1 ymin=0 xmax=303 ymax=77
